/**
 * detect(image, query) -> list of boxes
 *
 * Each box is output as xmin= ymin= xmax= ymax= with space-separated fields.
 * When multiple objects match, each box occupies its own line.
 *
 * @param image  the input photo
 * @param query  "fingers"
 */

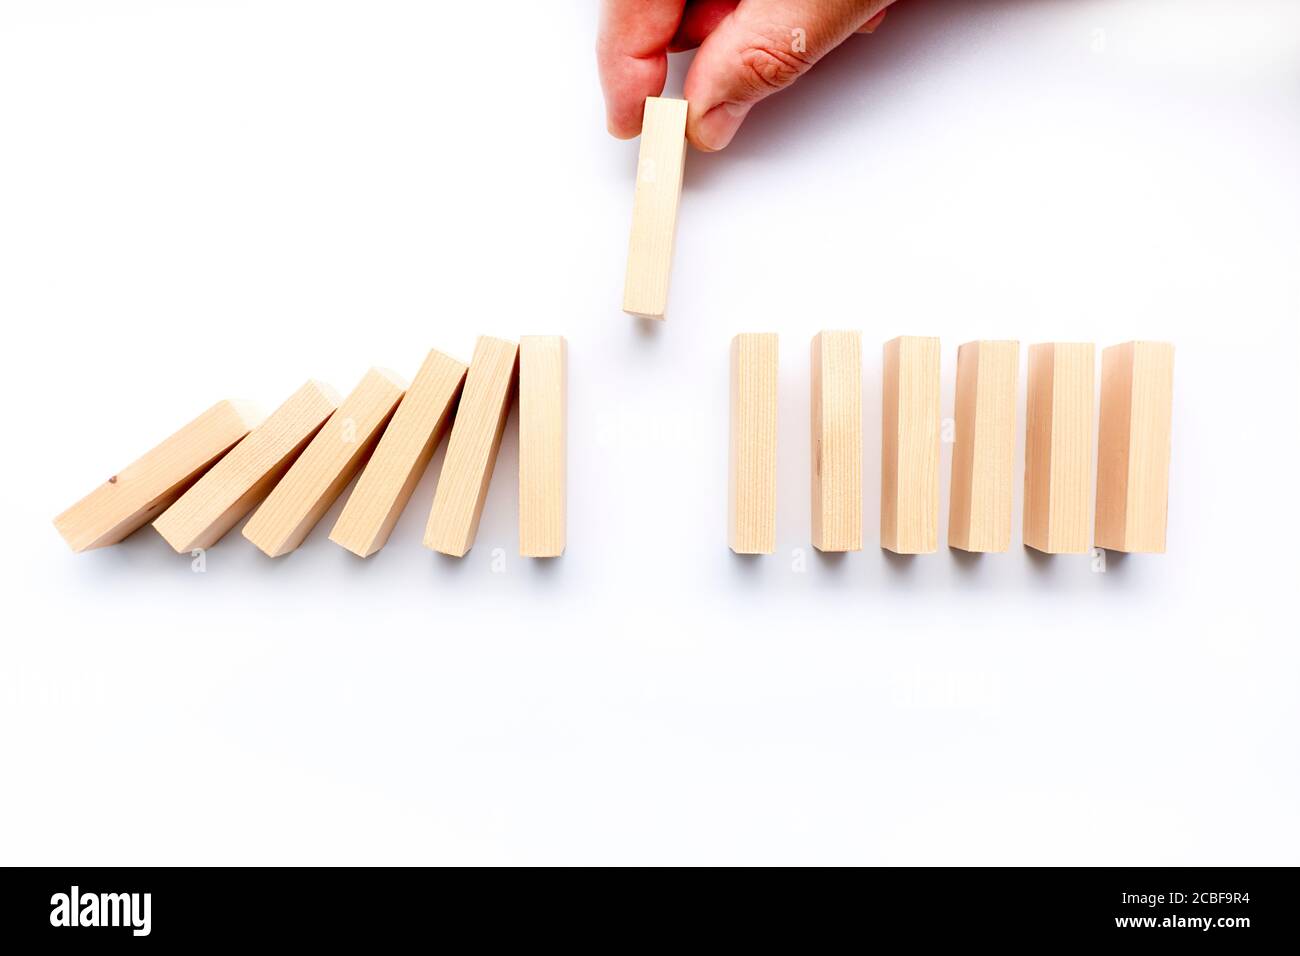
xmin=683 ymin=0 xmax=892 ymax=150
xmin=597 ymin=0 xmax=688 ymax=138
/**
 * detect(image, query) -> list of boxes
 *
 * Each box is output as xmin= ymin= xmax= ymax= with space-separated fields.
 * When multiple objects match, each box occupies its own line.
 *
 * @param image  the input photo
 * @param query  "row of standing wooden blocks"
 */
xmin=729 ymin=334 xmax=1174 ymax=556
xmin=54 ymin=336 xmax=567 ymax=558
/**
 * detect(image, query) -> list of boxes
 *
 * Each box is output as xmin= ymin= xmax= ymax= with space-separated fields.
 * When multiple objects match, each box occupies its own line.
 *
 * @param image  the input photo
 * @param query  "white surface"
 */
xmin=2 ymin=0 xmax=1298 ymax=865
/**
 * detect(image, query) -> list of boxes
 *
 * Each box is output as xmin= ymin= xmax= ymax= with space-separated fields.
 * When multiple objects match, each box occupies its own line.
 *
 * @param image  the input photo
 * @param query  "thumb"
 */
xmin=683 ymin=0 xmax=890 ymax=151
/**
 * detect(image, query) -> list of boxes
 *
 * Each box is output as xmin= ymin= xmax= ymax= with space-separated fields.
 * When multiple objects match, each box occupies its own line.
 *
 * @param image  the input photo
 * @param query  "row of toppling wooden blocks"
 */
xmin=729 ymin=334 xmax=1175 ymax=556
xmin=54 ymin=336 xmax=567 ymax=558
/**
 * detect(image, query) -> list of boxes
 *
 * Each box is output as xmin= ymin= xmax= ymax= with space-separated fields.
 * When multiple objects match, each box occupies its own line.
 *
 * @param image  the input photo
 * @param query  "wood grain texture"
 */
xmin=622 ymin=96 xmax=688 ymax=320
xmin=1023 ymin=343 xmax=1094 ymax=554
xmin=728 ymin=333 xmax=778 ymax=554
xmin=881 ymin=336 xmax=941 ymax=554
xmin=153 ymin=381 xmax=339 ymax=553
xmin=1095 ymin=341 xmax=1174 ymax=553
xmin=948 ymin=340 xmax=1019 ymax=553
xmin=519 ymin=336 xmax=566 ymax=557
xmin=242 ymin=368 xmax=406 ymax=557
xmin=811 ymin=330 xmax=862 ymax=552
xmin=54 ymin=399 xmax=264 ymax=552
xmin=329 ymin=349 xmax=466 ymax=558
xmin=424 ymin=336 xmax=518 ymax=557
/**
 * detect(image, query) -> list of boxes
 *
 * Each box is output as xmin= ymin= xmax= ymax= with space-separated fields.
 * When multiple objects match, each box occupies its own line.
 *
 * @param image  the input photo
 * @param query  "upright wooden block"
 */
xmin=1023 ymin=343 xmax=1094 ymax=554
xmin=881 ymin=336 xmax=940 ymax=554
xmin=519 ymin=336 xmax=567 ymax=558
xmin=424 ymin=336 xmax=518 ymax=557
xmin=1095 ymin=341 xmax=1174 ymax=553
xmin=153 ymin=381 xmax=339 ymax=552
xmin=329 ymin=350 xmax=466 ymax=558
xmin=729 ymin=333 xmax=778 ymax=554
xmin=622 ymin=96 xmax=688 ymax=320
xmin=242 ymin=368 xmax=406 ymax=557
xmin=54 ymin=399 xmax=263 ymax=552
xmin=948 ymin=341 xmax=1019 ymax=553
xmin=810 ymin=331 xmax=862 ymax=552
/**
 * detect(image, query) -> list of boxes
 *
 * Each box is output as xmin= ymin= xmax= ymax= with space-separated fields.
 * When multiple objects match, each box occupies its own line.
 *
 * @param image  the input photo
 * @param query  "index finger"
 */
xmin=597 ymin=0 xmax=687 ymax=138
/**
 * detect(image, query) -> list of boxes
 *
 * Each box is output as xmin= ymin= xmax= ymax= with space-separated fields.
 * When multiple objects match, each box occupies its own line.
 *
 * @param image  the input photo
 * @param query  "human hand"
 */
xmin=598 ymin=0 xmax=895 ymax=151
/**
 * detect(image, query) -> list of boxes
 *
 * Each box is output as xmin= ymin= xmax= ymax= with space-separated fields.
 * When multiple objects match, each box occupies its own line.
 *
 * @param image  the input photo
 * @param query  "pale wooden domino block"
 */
xmin=1023 ymin=343 xmax=1095 ymax=554
xmin=329 ymin=350 xmax=466 ymax=557
xmin=519 ymin=335 xmax=567 ymax=558
xmin=242 ymin=368 xmax=406 ymax=557
xmin=729 ymin=333 xmax=778 ymax=554
xmin=54 ymin=399 xmax=263 ymax=552
xmin=622 ymin=96 xmax=688 ymax=320
xmin=153 ymin=381 xmax=339 ymax=553
xmin=424 ymin=336 xmax=518 ymax=557
xmin=948 ymin=340 xmax=1019 ymax=553
xmin=811 ymin=331 xmax=862 ymax=552
xmin=1095 ymin=341 xmax=1174 ymax=553
xmin=881 ymin=336 xmax=940 ymax=554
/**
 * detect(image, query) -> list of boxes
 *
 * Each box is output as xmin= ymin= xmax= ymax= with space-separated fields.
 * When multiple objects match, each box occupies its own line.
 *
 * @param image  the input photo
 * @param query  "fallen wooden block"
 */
xmin=424 ymin=336 xmax=518 ymax=557
xmin=729 ymin=333 xmax=778 ymax=554
xmin=881 ymin=336 xmax=941 ymax=554
xmin=154 ymin=381 xmax=339 ymax=553
xmin=811 ymin=330 xmax=862 ymax=552
xmin=242 ymin=368 xmax=406 ymax=557
xmin=622 ymin=96 xmax=688 ymax=320
xmin=948 ymin=340 xmax=1019 ymax=553
xmin=519 ymin=335 xmax=567 ymax=557
xmin=329 ymin=350 xmax=466 ymax=558
xmin=54 ymin=399 xmax=263 ymax=552
xmin=1023 ymin=342 xmax=1094 ymax=554
xmin=1095 ymin=341 xmax=1175 ymax=553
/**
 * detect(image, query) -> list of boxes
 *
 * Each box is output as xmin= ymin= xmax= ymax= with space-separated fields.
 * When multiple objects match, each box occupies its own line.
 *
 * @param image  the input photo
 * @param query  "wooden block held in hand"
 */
xmin=329 ymin=350 xmax=466 ymax=558
xmin=729 ymin=333 xmax=778 ymax=554
xmin=424 ymin=336 xmax=518 ymax=557
xmin=811 ymin=331 xmax=862 ymax=552
xmin=1023 ymin=343 xmax=1094 ymax=554
xmin=519 ymin=336 xmax=567 ymax=558
xmin=154 ymin=381 xmax=339 ymax=553
xmin=1095 ymin=341 xmax=1174 ymax=553
xmin=881 ymin=336 xmax=940 ymax=554
xmin=948 ymin=341 xmax=1019 ymax=553
xmin=243 ymin=368 xmax=406 ymax=557
xmin=54 ymin=399 xmax=264 ymax=552
xmin=622 ymin=96 xmax=688 ymax=320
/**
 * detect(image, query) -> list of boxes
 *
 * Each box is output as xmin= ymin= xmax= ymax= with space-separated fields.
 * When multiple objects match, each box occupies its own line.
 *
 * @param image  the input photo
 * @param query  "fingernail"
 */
xmin=696 ymin=101 xmax=752 ymax=151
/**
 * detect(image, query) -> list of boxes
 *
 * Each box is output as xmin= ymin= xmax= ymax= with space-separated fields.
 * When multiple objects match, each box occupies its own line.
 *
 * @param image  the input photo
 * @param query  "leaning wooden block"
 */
xmin=729 ymin=333 xmax=778 ymax=554
xmin=329 ymin=350 xmax=466 ymax=558
xmin=1095 ymin=341 xmax=1174 ymax=553
xmin=154 ymin=381 xmax=340 ymax=552
xmin=622 ymin=96 xmax=688 ymax=320
xmin=424 ymin=336 xmax=518 ymax=557
xmin=811 ymin=331 xmax=862 ymax=552
xmin=881 ymin=336 xmax=940 ymax=554
xmin=1023 ymin=343 xmax=1094 ymax=554
xmin=54 ymin=399 xmax=263 ymax=552
xmin=948 ymin=340 xmax=1019 ymax=553
xmin=519 ymin=335 xmax=567 ymax=557
xmin=242 ymin=368 xmax=406 ymax=557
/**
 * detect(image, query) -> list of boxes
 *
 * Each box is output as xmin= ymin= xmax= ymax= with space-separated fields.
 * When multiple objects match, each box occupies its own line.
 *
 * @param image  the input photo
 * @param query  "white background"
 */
xmin=2 ymin=0 xmax=1297 ymax=865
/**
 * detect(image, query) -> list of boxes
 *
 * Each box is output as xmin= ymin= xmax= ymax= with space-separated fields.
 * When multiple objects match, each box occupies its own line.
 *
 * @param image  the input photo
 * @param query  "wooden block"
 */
xmin=810 ymin=331 xmax=862 ymax=552
xmin=881 ymin=336 xmax=941 ymax=554
xmin=1023 ymin=343 xmax=1094 ymax=554
xmin=728 ymin=333 xmax=778 ymax=554
xmin=1095 ymin=341 xmax=1174 ymax=553
xmin=54 ymin=399 xmax=263 ymax=552
xmin=519 ymin=335 xmax=567 ymax=558
xmin=424 ymin=336 xmax=518 ymax=557
xmin=154 ymin=381 xmax=340 ymax=553
xmin=948 ymin=341 xmax=1019 ymax=553
xmin=622 ymin=96 xmax=688 ymax=320
xmin=329 ymin=350 xmax=466 ymax=558
xmin=242 ymin=368 xmax=406 ymax=557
